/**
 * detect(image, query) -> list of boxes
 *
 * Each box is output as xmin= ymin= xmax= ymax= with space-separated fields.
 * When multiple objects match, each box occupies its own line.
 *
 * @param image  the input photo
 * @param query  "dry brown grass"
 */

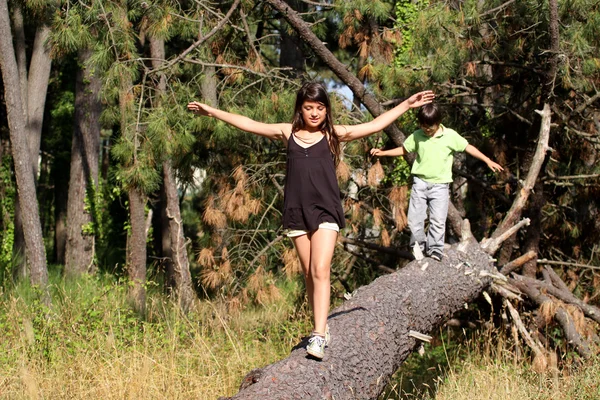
xmin=0 ymin=282 xmax=309 ymax=400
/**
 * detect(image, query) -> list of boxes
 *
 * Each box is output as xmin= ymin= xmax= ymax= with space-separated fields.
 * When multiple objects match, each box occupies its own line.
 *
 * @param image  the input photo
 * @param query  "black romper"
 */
xmin=282 ymin=132 xmax=346 ymax=232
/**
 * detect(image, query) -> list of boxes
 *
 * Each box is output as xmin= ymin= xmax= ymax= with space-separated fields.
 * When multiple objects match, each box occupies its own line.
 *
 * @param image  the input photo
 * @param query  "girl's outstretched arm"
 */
xmin=370 ymin=146 xmax=407 ymax=157
xmin=335 ymin=90 xmax=435 ymax=142
xmin=187 ymin=101 xmax=290 ymax=141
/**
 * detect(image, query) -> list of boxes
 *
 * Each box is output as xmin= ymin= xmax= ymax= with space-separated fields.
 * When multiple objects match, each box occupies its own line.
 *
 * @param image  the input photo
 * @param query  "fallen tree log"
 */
xmin=221 ymin=228 xmax=498 ymax=399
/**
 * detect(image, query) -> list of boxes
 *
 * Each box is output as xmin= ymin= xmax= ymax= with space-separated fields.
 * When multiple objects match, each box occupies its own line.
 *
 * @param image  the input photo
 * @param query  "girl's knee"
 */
xmin=310 ymin=263 xmax=330 ymax=281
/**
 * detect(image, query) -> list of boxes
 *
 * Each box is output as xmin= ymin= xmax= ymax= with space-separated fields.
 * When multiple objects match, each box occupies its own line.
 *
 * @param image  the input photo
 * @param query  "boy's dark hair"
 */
xmin=417 ymin=103 xmax=442 ymax=126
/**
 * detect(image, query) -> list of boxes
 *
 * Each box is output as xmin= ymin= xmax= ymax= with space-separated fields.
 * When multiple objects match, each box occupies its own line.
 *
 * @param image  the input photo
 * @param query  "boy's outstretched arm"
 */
xmin=370 ymin=146 xmax=407 ymax=157
xmin=465 ymin=144 xmax=504 ymax=172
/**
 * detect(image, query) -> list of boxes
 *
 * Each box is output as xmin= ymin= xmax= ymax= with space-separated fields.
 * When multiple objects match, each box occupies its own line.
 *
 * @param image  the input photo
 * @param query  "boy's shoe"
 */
xmin=429 ymin=250 xmax=443 ymax=262
xmin=307 ymin=334 xmax=326 ymax=359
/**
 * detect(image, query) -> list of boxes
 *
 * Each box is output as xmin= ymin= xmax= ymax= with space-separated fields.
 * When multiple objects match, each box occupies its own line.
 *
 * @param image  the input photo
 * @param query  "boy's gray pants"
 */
xmin=407 ymin=176 xmax=449 ymax=254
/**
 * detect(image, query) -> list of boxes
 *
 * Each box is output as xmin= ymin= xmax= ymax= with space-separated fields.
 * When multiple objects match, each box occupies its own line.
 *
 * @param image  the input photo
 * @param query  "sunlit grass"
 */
xmin=0 ymin=275 xmax=311 ymax=399
xmin=1 ymin=275 xmax=598 ymax=399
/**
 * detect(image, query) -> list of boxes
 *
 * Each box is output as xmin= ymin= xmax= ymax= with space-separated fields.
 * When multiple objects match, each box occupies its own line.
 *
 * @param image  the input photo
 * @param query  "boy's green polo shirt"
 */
xmin=403 ymin=125 xmax=468 ymax=183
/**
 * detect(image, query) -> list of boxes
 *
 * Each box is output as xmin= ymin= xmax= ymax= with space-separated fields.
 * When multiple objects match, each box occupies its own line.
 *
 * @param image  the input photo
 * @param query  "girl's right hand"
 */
xmin=187 ymin=101 xmax=212 ymax=117
xmin=370 ymin=148 xmax=384 ymax=156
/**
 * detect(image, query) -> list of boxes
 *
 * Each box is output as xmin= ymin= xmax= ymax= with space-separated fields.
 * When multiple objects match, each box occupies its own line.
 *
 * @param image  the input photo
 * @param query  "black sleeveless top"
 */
xmin=282 ymin=133 xmax=346 ymax=231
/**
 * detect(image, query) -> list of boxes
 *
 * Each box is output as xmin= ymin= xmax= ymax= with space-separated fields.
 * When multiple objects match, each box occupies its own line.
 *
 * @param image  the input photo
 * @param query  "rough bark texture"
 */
xmin=11 ymin=9 xmax=52 ymax=279
xmin=26 ymin=25 xmax=52 ymax=178
xmin=223 ymin=237 xmax=495 ymax=399
xmin=0 ymin=0 xmax=48 ymax=286
xmin=127 ymin=188 xmax=147 ymax=314
xmin=265 ymin=0 xmax=408 ymax=147
xmin=163 ymin=161 xmax=195 ymax=311
xmin=64 ymin=48 xmax=102 ymax=277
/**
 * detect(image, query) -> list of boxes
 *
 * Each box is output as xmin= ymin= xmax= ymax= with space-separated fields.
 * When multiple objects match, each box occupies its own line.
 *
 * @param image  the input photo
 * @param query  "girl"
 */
xmin=188 ymin=82 xmax=434 ymax=359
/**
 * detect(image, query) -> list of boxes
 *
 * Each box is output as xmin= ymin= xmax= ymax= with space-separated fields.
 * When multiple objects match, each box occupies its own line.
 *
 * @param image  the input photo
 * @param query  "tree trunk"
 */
xmin=163 ymin=161 xmax=195 ymax=311
xmin=150 ymin=35 xmax=195 ymax=311
xmin=0 ymin=0 xmax=48 ymax=287
xmin=26 ymin=25 xmax=52 ymax=178
xmin=64 ymin=48 xmax=102 ymax=277
xmin=11 ymin=5 xmax=52 ymax=279
xmin=279 ymin=0 xmax=306 ymax=76
xmin=158 ymin=183 xmax=175 ymax=291
xmin=127 ymin=187 xmax=147 ymax=314
xmin=223 ymin=234 xmax=495 ymax=399
xmin=54 ymin=177 xmax=68 ymax=265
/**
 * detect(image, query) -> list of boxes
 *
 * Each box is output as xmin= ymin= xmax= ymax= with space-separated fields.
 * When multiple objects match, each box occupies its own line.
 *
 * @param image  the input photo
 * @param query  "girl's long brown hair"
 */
xmin=291 ymin=82 xmax=341 ymax=166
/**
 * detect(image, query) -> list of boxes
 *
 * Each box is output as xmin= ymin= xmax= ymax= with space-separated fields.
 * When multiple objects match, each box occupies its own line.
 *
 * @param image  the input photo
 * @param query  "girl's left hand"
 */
xmin=406 ymin=91 xmax=435 ymax=108
xmin=187 ymin=101 xmax=212 ymax=117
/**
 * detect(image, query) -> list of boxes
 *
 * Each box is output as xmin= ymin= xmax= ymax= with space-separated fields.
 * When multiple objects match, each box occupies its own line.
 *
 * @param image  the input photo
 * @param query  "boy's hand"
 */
xmin=370 ymin=148 xmax=384 ymax=157
xmin=487 ymin=160 xmax=504 ymax=172
xmin=187 ymin=101 xmax=212 ymax=117
xmin=406 ymin=90 xmax=435 ymax=108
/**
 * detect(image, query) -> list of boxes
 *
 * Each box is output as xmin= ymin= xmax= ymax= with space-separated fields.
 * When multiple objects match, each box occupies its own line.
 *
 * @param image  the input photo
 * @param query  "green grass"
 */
xmin=0 ymin=275 xmax=598 ymax=399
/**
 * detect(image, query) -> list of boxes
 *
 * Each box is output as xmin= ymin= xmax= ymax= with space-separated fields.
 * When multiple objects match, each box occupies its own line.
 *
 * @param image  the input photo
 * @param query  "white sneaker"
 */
xmin=307 ymin=335 xmax=326 ymax=359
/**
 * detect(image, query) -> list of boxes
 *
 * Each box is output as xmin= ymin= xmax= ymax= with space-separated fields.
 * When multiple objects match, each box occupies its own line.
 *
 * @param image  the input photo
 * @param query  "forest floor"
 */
xmin=0 ymin=274 xmax=598 ymax=399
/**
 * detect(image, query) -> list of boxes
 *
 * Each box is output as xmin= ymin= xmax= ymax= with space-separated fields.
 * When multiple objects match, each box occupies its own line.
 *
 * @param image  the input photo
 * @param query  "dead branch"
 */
xmin=510 ymin=279 xmax=592 ymax=358
xmin=499 ymin=250 xmax=537 ymax=275
xmin=490 ymin=282 xmax=523 ymax=301
xmin=490 ymin=104 xmax=552 ymax=243
xmin=538 ymin=259 xmax=600 ymax=271
xmin=543 ymin=265 xmax=572 ymax=293
xmin=504 ymin=299 xmax=548 ymax=368
xmin=511 ymin=274 xmax=600 ymax=325
xmin=481 ymin=217 xmax=531 ymax=254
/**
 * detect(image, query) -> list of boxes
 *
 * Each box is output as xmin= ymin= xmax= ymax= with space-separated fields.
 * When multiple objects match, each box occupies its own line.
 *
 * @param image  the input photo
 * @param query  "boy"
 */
xmin=370 ymin=103 xmax=503 ymax=261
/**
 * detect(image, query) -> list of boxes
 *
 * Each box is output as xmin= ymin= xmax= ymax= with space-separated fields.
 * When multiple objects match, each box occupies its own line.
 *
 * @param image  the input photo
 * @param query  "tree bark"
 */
xmin=127 ymin=187 xmax=147 ymax=314
xmin=64 ymin=48 xmax=102 ymax=277
xmin=223 ymin=233 xmax=496 ymax=399
xmin=163 ymin=161 xmax=195 ymax=311
xmin=0 ymin=0 xmax=48 ymax=287
xmin=11 ymin=5 xmax=52 ymax=279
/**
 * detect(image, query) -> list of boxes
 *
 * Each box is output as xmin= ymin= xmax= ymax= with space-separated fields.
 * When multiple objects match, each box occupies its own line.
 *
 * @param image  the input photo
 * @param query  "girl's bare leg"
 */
xmin=309 ymin=228 xmax=337 ymax=335
xmin=291 ymin=234 xmax=313 ymax=311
